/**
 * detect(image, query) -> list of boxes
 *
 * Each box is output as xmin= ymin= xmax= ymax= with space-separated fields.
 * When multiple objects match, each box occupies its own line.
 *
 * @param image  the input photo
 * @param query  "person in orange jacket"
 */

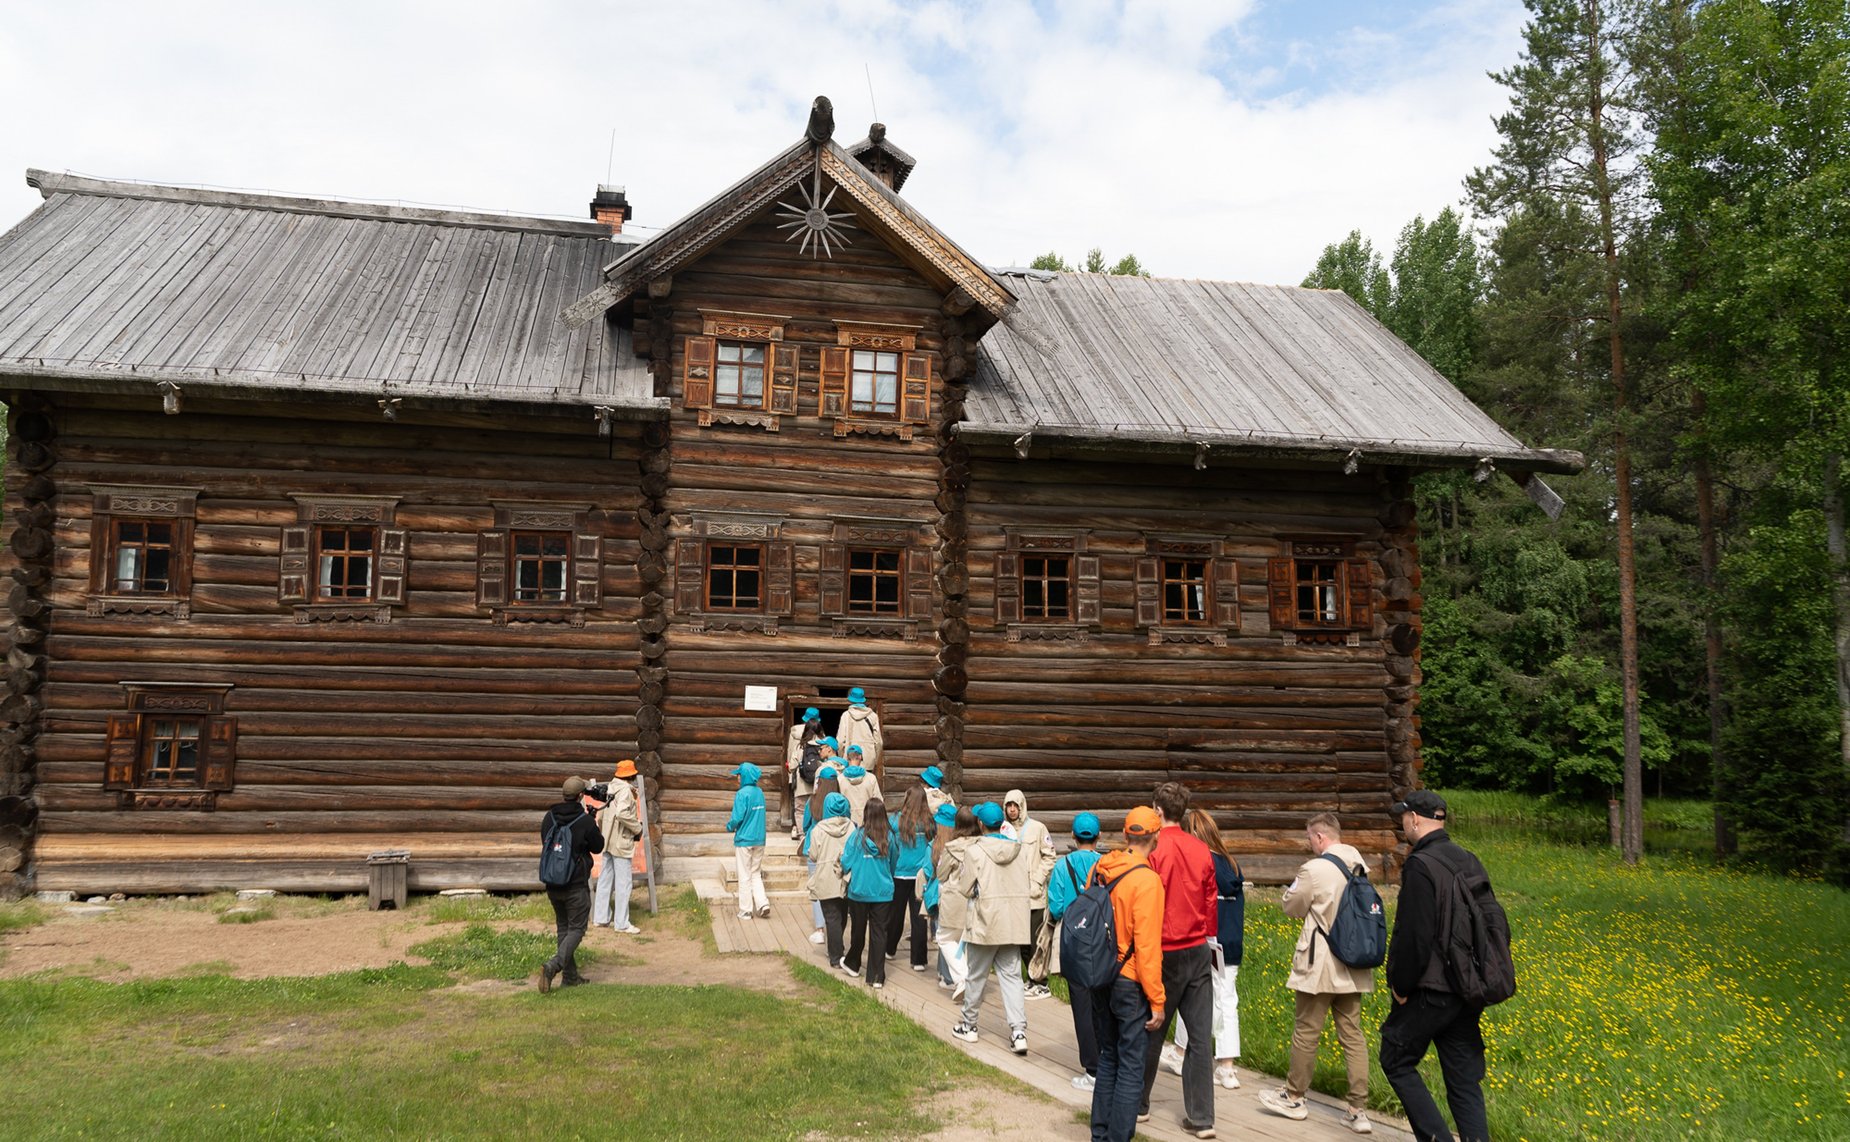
xmin=1086 ymin=806 xmax=1167 ymax=1142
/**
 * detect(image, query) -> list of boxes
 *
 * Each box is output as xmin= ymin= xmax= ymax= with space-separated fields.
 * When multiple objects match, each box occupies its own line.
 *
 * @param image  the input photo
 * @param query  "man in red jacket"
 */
xmin=1137 ymin=782 xmax=1220 ymax=1138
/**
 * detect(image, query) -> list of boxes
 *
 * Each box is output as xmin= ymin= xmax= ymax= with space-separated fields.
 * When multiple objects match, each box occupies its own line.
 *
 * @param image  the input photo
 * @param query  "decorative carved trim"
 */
xmin=1286 ymin=538 xmax=1356 ymax=558
xmin=690 ymin=616 xmax=779 ymax=635
xmin=288 ymin=494 xmax=400 ymax=524
xmin=692 ymin=512 xmax=785 ymax=540
xmin=701 ymin=312 xmax=787 ymax=341
xmin=88 ymin=597 xmax=190 ymax=620
xmin=123 ymin=790 xmax=217 ymax=811
xmin=1291 ymin=630 xmax=1362 ymax=648
xmin=119 ymin=681 xmax=233 ymax=713
xmin=696 ymin=409 xmax=782 ymax=432
xmin=834 ymin=322 xmax=919 ymax=351
xmin=495 ymin=607 xmax=588 ymax=628
xmin=293 ymin=604 xmax=393 ymax=624
xmin=492 ymin=501 xmax=594 ymax=528
xmin=1007 ymin=530 xmax=1087 ymax=552
xmin=1006 ymin=623 xmax=1091 ymax=643
xmin=86 ymin=484 xmax=201 ymax=519
xmin=833 ymin=419 xmax=914 ymax=442
xmin=1146 ymin=536 xmax=1218 ymax=556
xmin=831 ymin=618 xmax=918 ymax=641
xmin=1148 ymin=627 xmax=1228 ymax=647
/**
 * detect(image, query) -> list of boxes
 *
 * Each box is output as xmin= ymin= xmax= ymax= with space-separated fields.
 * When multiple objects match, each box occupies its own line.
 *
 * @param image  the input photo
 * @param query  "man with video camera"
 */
xmin=537 ymin=775 xmax=605 ymax=993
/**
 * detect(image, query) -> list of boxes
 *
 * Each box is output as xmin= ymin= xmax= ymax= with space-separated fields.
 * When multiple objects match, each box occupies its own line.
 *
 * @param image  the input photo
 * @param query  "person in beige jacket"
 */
xmin=951 ymin=801 xmax=1034 ymax=1055
xmin=836 ymin=686 xmax=884 ymax=776
xmin=1003 ymin=788 xmax=1059 ymax=999
xmin=804 ymin=792 xmax=856 ymax=969
xmin=1259 ymin=812 xmax=1377 ymax=1134
xmin=837 ymin=758 xmax=883 ymax=826
xmin=593 ymin=760 xmax=643 ymax=934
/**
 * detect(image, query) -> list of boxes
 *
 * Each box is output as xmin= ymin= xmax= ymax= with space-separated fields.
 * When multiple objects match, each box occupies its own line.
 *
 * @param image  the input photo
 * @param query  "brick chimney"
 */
xmin=589 ymin=185 xmax=631 ymax=234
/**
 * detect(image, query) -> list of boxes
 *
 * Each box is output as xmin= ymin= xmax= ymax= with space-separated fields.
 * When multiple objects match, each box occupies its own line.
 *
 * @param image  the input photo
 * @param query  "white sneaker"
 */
xmin=1010 ymin=1030 xmax=1028 ymax=1055
xmin=1215 ymin=1061 xmax=1240 ymax=1089
xmin=1071 ymin=1073 xmax=1095 ymax=1091
xmin=1258 ymin=1088 xmax=1309 ymax=1121
xmin=757 ymin=905 xmax=771 ymax=918
xmin=808 ymin=929 xmax=825 ymax=944
xmin=912 ymin=964 xmax=927 ymax=971
xmin=872 ymin=982 xmax=885 ymax=990
xmin=1346 ymin=1109 xmax=1374 ymax=1134
xmin=1024 ymin=983 xmax=1052 ymax=1000
xmin=1159 ymin=1042 xmax=1184 ymax=1075
xmin=840 ymin=962 xmax=860 ymax=979
xmin=950 ymin=1021 xmax=979 ymax=1043
xmin=737 ymin=910 xmax=753 ymax=920
xmin=617 ymin=925 xmax=642 ymax=935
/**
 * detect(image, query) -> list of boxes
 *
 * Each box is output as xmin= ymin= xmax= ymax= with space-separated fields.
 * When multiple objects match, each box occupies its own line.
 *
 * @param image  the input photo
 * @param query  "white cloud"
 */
xmin=0 ymin=0 xmax=1523 ymax=285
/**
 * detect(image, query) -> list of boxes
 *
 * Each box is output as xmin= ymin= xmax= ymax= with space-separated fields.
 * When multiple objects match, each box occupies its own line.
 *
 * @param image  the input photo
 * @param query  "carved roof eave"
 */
xmin=560 ymin=141 xmax=1013 ymax=328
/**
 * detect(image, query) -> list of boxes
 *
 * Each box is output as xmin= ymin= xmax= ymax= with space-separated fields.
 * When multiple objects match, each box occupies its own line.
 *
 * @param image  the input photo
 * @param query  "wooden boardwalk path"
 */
xmin=705 ymin=881 xmax=1414 ymax=1141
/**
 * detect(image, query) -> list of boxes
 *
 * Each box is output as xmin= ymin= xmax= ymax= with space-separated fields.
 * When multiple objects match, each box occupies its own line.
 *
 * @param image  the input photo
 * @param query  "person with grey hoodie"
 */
xmin=804 ymin=791 xmax=856 ymax=968
xmin=1004 ymin=787 xmax=1059 ymax=1000
xmin=950 ymin=801 xmax=1033 ymax=1056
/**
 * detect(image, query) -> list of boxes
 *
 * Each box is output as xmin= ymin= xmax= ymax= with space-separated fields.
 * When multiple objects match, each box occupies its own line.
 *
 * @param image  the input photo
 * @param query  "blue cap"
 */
xmin=803 ymin=707 xmax=821 ymax=722
xmin=932 ymin=804 xmax=958 ymax=828
xmin=976 ymin=802 xmax=1005 ymax=829
xmin=821 ymin=737 xmax=839 ymax=751
xmin=846 ymin=744 xmax=864 ymax=757
xmin=824 ymin=792 xmax=851 ymax=819
xmin=921 ymin=765 xmax=944 ymax=789
xmin=1071 ymin=812 xmax=1101 ymax=840
xmin=816 ymin=765 xmax=837 ymax=781
xmin=848 ymin=686 xmax=867 ymax=705
xmin=844 ymin=765 xmax=866 ymax=779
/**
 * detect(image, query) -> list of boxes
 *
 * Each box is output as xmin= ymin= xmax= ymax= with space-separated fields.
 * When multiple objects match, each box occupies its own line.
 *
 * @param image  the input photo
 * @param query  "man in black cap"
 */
xmin=537 ymin=775 xmax=604 ymax=993
xmin=1380 ymin=790 xmax=1490 ymax=1142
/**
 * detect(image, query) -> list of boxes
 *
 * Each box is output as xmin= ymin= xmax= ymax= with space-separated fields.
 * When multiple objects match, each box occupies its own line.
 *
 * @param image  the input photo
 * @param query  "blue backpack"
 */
xmin=1060 ymin=865 xmax=1156 ymax=990
xmin=539 ymin=810 xmax=583 ymax=887
xmin=1312 ymin=853 xmax=1386 ymax=969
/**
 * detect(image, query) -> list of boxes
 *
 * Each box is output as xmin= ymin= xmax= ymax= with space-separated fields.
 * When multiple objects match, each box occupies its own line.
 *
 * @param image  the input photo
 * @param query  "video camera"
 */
xmin=582 ymin=782 xmax=613 ymax=804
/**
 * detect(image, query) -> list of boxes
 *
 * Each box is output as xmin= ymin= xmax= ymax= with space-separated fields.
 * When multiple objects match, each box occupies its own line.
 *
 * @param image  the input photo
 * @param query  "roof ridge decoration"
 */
xmin=24 ymin=169 xmax=623 ymax=239
xmin=560 ymin=98 xmax=1011 ymax=328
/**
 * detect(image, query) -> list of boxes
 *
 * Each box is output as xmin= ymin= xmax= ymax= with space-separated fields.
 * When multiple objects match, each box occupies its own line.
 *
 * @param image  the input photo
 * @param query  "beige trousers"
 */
xmin=734 ymin=846 xmax=769 ymax=913
xmin=1287 ymin=990 xmax=1368 ymax=1108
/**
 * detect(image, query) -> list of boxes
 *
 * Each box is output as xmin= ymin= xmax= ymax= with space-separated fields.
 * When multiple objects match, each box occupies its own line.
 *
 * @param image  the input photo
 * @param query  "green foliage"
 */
xmin=1029 ymin=248 xmax=1149 ymax=276
xmin=419 ymin=892 xmax=554 ymax=925
xmin=407 ymin=923 xmax=590 ymax=982
xmin=1028 ymin=250 xmax=1070 ymax=272
xmin=1300 ymin=229 xmax=1390 ymax=316
xmin=0 ymin=901 xmax=46 ymax=935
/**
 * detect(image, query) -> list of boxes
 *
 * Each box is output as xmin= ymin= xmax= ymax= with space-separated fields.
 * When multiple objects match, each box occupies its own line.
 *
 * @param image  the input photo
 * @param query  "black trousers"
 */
xmin=544 ymin=881 xmax=591 ymax=981
xmin=1380 ymin=989 xmax=1490 ymax=1142
xmin=885 ymin=877 xmax=927 ymax=967
xmin=1138 ymin=942 xmax=1215 ymax=1128
xmin=1070 ymin=968 xmax=1100 ymax=1074
xmin=819 ymin=897 xmax=848 ymax=967
xmin=844 ymin=898 xmax=890 ymax=985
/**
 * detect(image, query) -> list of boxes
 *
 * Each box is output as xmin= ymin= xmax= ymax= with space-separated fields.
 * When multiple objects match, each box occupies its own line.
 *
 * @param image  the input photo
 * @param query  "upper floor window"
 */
xmin=1137 ymin=537 xmax=1239 ymax=644
xmin=511 ymin=530 xmax=572 ymax=603
xmin=823 ymin=324 xmax=933 ymax=437
xmin=715 ymin=341 xmax=767 ymax=408
xmin=681 ymin=314 xmax=796 ymax=422
xmin=281 ymin=495 xmax=404 ymax=620
xmin=996 ymin=532 xmax=1099 ymax=637
xmin=707 ymin=543 xmax=765 ymax=611
xmin=850 ymin=350 xmax=900 ymax=417
xmin=87 ymin=485 xmax=200 ymax=619
xmin=1294 ymin=558 xmax=1344 ymax=627
xmin=476 ymin=504 xmax=603 ymax=624
xmin=846 ymin=548 xmax=904 ymax=614
xmin=1161 ymin=557 xmax=1211 ymax=624
xmin=315 ymin=526 xmax=376 ymax=601
xmin=674 ymin=515 xmax=795 ymax=633
xmin=1020 ymin=553 xmax=1072 ymax=620
xmin=1268 ymin=540 xmax=1373 ymax=644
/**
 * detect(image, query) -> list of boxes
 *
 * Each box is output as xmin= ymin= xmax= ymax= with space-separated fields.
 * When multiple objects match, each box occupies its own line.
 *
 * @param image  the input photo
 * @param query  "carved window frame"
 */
xmin=681 ymin=311 xmax=796 ymax=431
xmin=822 ymin=322 xmax=932 ymax=441
xmin=996 ymin=530 xmax=1099 ymax=643
xmin=104 ymin=682 xmax=237 ymax=810
xmin=673 ymin=513 xmax=793 ymax=634
xmin=1136 ymin=536 xmax=1240 ymax=646
xmin=820 ymin=517 xmax=932 ymax=640
xmin=86 ymin=484 xmax=201 ymax=620
xmin=1268 ymin=538 xmax=1373 ymax=647
xmin=281 ymin=495 xmax=404 ymax=624
xmin=477 ymin=503 xmax=603 ymax=627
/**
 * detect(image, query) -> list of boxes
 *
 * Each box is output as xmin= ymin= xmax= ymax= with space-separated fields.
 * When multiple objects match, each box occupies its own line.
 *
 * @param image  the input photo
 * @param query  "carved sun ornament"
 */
xmin=775 ymin=165 xmax=856 ymax=257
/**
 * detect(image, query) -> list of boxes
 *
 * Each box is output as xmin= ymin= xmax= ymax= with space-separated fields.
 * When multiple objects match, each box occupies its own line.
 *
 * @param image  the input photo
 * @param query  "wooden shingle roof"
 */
xmin=963 ymin=269 xmax=1581 ymax=474
xmin=0 ymin=171 xmax=661 ymax=414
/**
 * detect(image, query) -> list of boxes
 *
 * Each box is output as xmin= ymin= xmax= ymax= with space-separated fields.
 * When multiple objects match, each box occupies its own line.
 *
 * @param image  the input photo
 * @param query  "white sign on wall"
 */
xmin=743 ymin=685 xmax=778 ymax=712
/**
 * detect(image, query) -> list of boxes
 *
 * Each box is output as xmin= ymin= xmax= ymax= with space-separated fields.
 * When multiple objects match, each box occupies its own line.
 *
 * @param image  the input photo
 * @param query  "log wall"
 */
xmin=6 ymin=394 xmax=646 ymax=893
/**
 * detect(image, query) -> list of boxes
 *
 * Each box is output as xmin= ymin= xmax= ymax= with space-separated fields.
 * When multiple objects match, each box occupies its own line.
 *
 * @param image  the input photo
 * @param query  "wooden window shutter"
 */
xmin=573 ymin=533 xmax=604 ymax=607
xmin=1215 ymin=557 xmax=1240 ymax=629
xmin=1346 ymin=558 xmax=1373 ymax=631
xmin=906 ymin=547 xmax=933 ymax=620
xmin=769 ymin=344 xmax=800 ymax=414
xmin=278 ymin=526 xmax=311 ymax=603
xmin=175 ymin=519 xmax=197 ymax=596
xmin=683 ymin=335 xmax=717 ymax=410
xmin=819 ymin=543 xmax=846 ymax=616
xmin=674 ymin=538 xmax=705 ymax=614
xmin=994 ymin=552 xmax=1021 ymax=624
xmin=1075 ymin=554 xmax=1101 ymax=625
xmin=766 ymin=541 xmax=795 ymax=616
xmin=901 ymin=352 xmax=933 ymax=424
xmin=476 ymin=531 xmax=508 ymax=607
xmin=201 ymin=718 xmax=238 ymax=791
xmin=820 ymin=347 xmax=850 ymax=418
xmin=375 ymin=527 xmax=409 ymax=605
xmin=1135 ymin=556 xmax=1160 ymax=627
xmin=103 ymin=714 xmax=140 ymax=790
xmin=1268 ymin=558 xmax=1295 ymax=631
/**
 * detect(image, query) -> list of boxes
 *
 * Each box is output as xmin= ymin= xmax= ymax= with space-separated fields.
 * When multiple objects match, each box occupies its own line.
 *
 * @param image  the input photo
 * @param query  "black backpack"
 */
xmin=1311 ymin=853 xmax=1387 ymax=969
xmin=1418 ymin=845 xmax=1517 ymax=1007
xmin=797 ymin=741 xmax=822 ymax=785
xmin=538 ymin=810 xmax=583 ymax=888
xmin=1060 ymin=864 xmax=1156 ymax=990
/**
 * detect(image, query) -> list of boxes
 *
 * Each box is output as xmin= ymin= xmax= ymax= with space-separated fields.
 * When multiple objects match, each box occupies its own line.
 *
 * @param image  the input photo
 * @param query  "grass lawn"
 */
xmin=0 ymin=890 xmax=1008 ymax=1141
xmin=1232 ymin=790 xmax=1850 ymax=1140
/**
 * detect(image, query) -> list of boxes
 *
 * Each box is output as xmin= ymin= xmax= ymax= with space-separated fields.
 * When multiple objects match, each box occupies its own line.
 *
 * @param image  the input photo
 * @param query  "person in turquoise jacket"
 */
xmin=886 ymin=785 xmax=936 ymax=971
xmin=838 ymin=797 xmax=898 ymax=988
xmin=727 ymin=762 xmax=769 ymax=920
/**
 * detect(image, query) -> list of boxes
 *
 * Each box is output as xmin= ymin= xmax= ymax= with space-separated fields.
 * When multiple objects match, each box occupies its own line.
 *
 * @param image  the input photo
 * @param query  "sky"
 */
xmin=0 ymin=0 xmax=1527 ymax=287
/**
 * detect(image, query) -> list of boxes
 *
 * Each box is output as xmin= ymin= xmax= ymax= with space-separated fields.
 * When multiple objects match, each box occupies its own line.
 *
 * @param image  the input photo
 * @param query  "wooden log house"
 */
xmin=0 ymin=101 xmax=1580 ymax=894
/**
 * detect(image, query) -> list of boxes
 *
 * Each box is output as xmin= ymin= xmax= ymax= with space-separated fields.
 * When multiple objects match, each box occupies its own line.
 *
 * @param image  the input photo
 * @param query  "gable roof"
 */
xmin=0 ymin=171 xmax=661 ymax=415
xmin=560 ymin=138 xmax=1012 ymax=326
xmin=963 ymin=269 xmax=1581 ymax=475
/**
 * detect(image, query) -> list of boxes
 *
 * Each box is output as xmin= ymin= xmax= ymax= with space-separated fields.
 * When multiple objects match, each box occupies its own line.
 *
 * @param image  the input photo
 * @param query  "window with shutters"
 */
xmin=86 ymin=485 xmax=200 ymax=619
xmin=681 ymin=313 xmax=793 ymax=429
xmin=478 ymin=504 xmax=602 ymax=626
xmin=282 ymin=495 xmax=405 ymax=623
xmin=104 ymin=683 xmax=236 ymax=810
xmin=674 ymin=513 xmax=794 ymax=634
xmin=846 ymin=548 xmax=904 ymax=614
xmin=1135 ymin=537 xmax=1240 ymax=645
xmin=997 ymin=531 xmax=1098 ymax=642
xmin=818 ymin=519 xmax=931 ymax=639
xmin=825 ymin=323 xmax=932 ymax=440
xmin=1267 ymin=539 xmax=1373 ymax=646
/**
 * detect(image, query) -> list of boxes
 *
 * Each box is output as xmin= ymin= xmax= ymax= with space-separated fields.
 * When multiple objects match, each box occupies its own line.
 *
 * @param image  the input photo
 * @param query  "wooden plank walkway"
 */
xmin=707 ymin=889 xmax=1414 ymax=1141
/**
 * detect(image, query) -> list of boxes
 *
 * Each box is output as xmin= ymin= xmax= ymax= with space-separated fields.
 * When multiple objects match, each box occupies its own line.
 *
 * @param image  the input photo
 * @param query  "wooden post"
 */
xmin=632 ymin=774 xmax=658 ymax=915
